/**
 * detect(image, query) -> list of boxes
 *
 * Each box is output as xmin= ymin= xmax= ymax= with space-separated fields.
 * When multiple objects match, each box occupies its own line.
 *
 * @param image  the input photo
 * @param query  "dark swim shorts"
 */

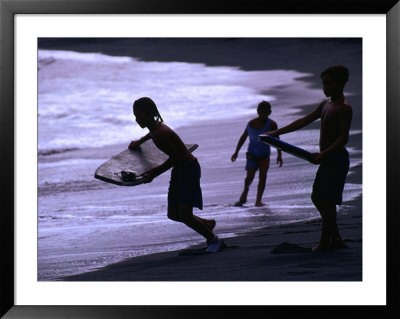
xmin=312 ymin=148 xmax=350 ymax=205
xmin=245 ymin=152 xmax=270 ymax=170
xmin=168 ymin=159 xmax=203 ymax=210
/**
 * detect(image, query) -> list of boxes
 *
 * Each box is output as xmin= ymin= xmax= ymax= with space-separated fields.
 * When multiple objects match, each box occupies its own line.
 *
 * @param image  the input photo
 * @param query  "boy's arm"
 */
xmin=143 ymin=158 xmax=173 ymax=183
xmin=128 ymin=133 xmax=152 ymax=149
xmin=266 ymin=102 xmax=324 ymax=137
xmin=270 ymin=120 xmax=283 ymax=167
xmin=141 ymin=130 xmax=182 ymax=182
xmin=315 ymin=105 xmax=352 ymax=162
xmin=231 ymin=129 xmax=248 ymax=162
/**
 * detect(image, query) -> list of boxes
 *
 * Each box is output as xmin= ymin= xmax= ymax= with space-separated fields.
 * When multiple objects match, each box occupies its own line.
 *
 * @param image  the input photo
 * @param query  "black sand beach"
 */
xmin=63 ymin=197 xmax=361 ymax=281
xmin=63 ymin=118 xmax=362 ymax=282
xmin=39 ymin=38 xmax=363 ymax=282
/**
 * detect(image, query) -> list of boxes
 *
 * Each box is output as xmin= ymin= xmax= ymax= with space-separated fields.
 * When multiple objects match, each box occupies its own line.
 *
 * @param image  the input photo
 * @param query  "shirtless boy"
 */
xmin=129 ymin=97 xmax=223 ymax=252
xmin=265 ymin=65 xmax=352 ymax=251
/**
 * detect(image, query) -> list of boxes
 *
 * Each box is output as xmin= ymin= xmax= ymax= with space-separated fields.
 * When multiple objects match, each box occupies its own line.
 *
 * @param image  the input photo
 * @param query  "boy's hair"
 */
xmin=321 ymin=65 xmax=349 ymax=87
xmin=257 ymin=101 xmax=271 ymax=111
xmin=133 ymin=97 xmax=164 ymax=123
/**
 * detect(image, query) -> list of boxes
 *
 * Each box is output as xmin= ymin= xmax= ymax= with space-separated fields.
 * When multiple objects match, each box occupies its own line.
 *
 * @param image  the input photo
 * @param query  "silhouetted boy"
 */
xmin=129 ymin=97 xmax=223 ymax=252
xmin=266 ymin=66 xmax=352 ymax=251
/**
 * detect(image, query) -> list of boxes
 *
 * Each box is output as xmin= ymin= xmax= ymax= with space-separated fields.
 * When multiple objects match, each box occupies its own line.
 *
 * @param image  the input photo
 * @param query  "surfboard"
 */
xmin=258 ymin=135 xmax=316 ymax=164
xmin=94 ymin=140 xmax=198 ymax=186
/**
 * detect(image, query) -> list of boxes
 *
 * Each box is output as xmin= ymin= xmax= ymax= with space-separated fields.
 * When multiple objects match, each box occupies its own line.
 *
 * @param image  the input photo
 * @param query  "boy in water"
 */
xmin=265 ymin=65 xmax=352 ymax=251
xmin=128 ymin=97 xmax=223 ymax=252
xmin=231 ymin=101 xmax=283 ymax=207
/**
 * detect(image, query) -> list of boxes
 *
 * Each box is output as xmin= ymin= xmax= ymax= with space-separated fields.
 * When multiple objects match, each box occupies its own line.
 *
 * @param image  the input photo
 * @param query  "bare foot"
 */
xmin=312 ymin=243 xmax=331 ymax=252
xmin=255 ymin=202 xmax=266 ymax=207
xmin=234 ymin=200 xmax=246 ymax=207
xmin=329 ymin=238 xmax=348 ymax=250
xmin=313 ymin=238 xmax=348 ymax=251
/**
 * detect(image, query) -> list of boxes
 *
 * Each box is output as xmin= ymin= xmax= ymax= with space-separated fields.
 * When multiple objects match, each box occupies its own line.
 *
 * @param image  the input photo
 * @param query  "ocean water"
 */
xmin=38 ymin=49 xmax=329 ymax=154
xmin=38 ymin=49 xmax=362 ymax=280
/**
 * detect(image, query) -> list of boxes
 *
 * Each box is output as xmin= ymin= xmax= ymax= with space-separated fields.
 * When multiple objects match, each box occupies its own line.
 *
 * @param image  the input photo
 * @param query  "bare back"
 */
xmin=150 ymin=123 xmax=195 ymax=165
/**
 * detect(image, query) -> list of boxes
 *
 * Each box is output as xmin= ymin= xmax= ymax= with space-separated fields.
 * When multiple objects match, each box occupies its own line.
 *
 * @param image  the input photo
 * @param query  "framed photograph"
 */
xmin=1 ymin=0 xmax=399 ymax=318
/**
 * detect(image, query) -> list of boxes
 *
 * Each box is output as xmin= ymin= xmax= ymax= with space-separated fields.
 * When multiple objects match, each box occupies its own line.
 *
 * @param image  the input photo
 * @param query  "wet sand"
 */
xmin=39 ymin=38 xmax=362 ymax=282
xmin=63 ymin=194 xmax=361 ymax=281
xmin=62 ymin=116 xmax=362 ymax=282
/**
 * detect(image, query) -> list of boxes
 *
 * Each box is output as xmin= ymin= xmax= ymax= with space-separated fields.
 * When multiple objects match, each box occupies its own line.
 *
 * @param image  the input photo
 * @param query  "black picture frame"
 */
xmin=1 ymin=0 xmax=399 ymax=318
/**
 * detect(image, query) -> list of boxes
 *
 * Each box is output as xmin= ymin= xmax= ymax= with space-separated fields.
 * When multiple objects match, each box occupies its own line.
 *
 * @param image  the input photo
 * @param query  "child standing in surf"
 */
xmin=128 ymin=97 xmax=223 ymax=252
xmin=265 ymin=65 xmax=352 ymax=251
xmin=231 ymin=101 xmax=283 ymax=207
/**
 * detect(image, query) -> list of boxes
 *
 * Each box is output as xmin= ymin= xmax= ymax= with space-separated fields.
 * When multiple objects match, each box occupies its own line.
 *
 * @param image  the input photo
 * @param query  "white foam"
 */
xmin=38 ymin=49 xmax=324 ymax=153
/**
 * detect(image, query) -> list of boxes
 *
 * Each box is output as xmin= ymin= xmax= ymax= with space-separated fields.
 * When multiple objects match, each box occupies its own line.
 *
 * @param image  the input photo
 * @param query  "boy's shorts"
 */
xmin=312 ymin=149 xmax=349 ymax=205
xmin=168 ymin=159 xmax=203 ymax=210
xmin=245 ymin=152 xmax=269 ymax=170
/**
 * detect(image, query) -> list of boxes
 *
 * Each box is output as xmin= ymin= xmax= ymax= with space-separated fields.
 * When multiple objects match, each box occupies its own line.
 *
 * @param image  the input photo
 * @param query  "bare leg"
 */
xmin=195 ymin=216 xmax=216 ymax=231
xmin=238 ymin=169 xmax=256 ymax=203
xmin=179 ymin=204 xmax=215 ymax=241
xmin=311 ymin=194 xmax=347 ymax=251
xmin=255 ymin=158 xmax=270 ymax=206
xmin=167 ymin=203 xmax=181 ymax=222
xmin=168 ymin=204 xmax=216 ymax=233
xmin=311 ymin=194 xmax=330 ymax=251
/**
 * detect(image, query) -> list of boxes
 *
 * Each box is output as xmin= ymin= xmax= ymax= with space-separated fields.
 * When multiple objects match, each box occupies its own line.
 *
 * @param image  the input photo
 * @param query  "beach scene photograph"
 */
xmin=37 ymin=38 xmax=362 ymax=282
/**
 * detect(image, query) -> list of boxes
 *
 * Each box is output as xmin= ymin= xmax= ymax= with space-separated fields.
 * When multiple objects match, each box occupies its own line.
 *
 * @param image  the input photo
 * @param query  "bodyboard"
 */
xmin=259 ymin=135 xmax=316 ymax=164
xmin=95 ymin=140 xmax=198 ymax=186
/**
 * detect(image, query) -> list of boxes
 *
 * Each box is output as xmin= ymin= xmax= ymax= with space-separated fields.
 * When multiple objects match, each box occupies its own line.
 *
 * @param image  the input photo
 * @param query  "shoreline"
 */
xmin=38 ymin=38 xmax=362 ymax=282
xmin=41 ymin=98 xmax=362 ymax=282
xmin=62 ymin=194 xmax=362 ymax=281
xmin=38 ymin=38 xmax=362 ymax=133
xmin=58 ymin=112 xmax=362 ymax=281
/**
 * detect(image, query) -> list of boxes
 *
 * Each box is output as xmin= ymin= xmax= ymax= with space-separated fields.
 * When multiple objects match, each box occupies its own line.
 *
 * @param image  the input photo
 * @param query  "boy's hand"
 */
xmin=231 ymin=152 xmax=238 ymax=162
xmin=141 ymin=169 xmax=156 ymax=183
xmin=277 ymin=155 xmax=283 ymax=167
xmin=264 ymin=130 xmax=278 ymax=137
xmin=128 ymin=140 xmax=141 ymax=150
xmin=312 ymin=152 xmax=325 ymax=164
